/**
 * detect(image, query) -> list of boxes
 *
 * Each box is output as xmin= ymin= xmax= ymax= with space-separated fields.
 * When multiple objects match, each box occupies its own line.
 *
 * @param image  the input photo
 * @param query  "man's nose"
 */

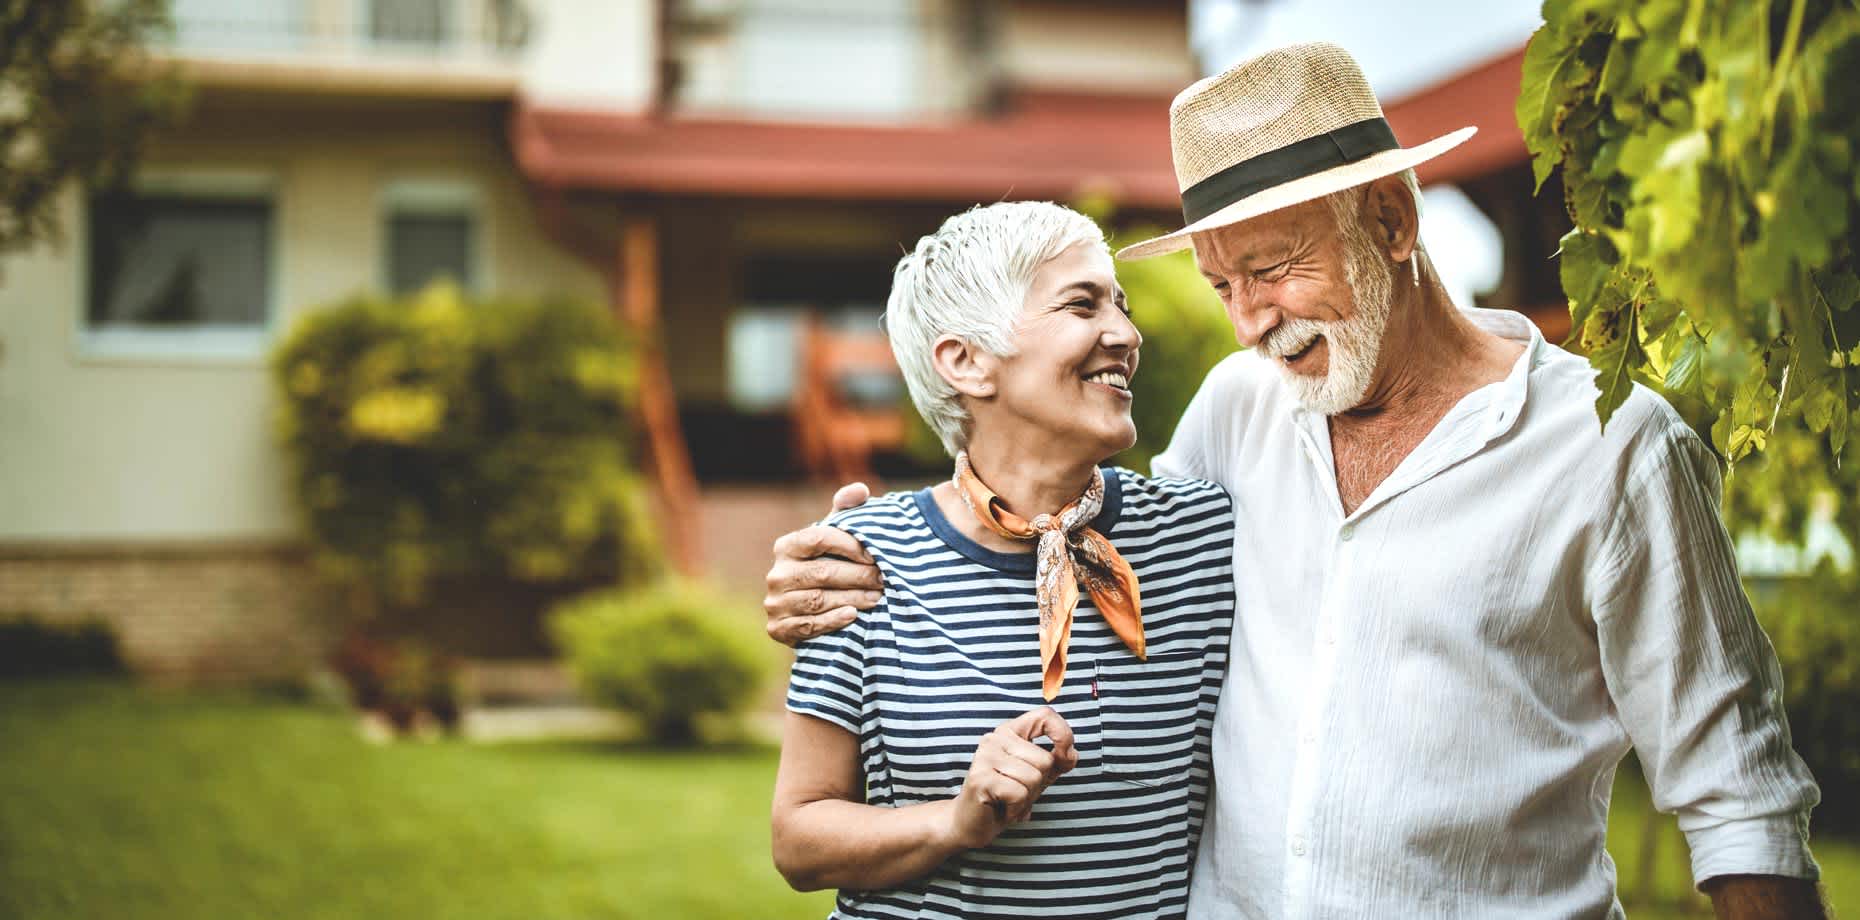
xmin=1222 ymin=286 xmax=1276 ymax=348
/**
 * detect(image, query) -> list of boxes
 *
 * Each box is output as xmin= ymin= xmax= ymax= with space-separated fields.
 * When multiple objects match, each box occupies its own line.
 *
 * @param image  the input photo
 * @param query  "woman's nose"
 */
xmin=1103 ymin=308 xmax=1142 ymax=351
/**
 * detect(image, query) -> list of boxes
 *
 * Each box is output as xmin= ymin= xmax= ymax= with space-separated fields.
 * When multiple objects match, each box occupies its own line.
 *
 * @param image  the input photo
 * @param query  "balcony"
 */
xmin=665 ymin=0 xmax=989 ymax=122
xmin=160 ymin=0 xmax=531 ymax=100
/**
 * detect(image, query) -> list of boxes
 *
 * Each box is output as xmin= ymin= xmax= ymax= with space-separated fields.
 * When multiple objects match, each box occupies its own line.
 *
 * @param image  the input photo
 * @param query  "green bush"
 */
xmin=271 ymin=283 xmax=660 ymax=603
xmin=1106 ymin=224 xmax=1236 ymax=473
xmin=549 ymin=581 xmax=769 ymax=745
xmin=0 ymin=615 xmax=124 ymax=679
xmin=1751 ymin=566 xmax=1860 ymax=834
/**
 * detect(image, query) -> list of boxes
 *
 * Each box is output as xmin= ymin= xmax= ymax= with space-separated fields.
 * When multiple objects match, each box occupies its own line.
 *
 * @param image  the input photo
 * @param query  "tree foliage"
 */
xmin=0 ymin=0 xmax=185 ymax=259
xmin=272 ymin=284 xmax=661 ymax=603
xmin=1520 ymin=0 xmax=1860 ymax=549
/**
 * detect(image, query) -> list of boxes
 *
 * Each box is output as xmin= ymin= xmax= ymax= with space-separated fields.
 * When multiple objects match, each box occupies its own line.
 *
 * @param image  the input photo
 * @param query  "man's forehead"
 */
xmin=1192 ymin=210 xmax=1310 ymax=268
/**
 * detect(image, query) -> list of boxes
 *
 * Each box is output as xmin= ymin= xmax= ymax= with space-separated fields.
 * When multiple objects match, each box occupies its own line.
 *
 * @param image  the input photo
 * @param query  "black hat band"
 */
xmin=1179 ymin=117 xmax=1400 ymax=225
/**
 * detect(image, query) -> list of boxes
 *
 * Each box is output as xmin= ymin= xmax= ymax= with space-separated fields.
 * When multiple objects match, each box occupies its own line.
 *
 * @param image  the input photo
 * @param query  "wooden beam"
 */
xmin=618 ymin=213 xmax=705 ymax=576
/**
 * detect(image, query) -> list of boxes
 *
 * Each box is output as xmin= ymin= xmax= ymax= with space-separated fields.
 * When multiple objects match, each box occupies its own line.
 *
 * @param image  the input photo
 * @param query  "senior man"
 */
xmin=762 ymin=43 xmax=1823 ymax=918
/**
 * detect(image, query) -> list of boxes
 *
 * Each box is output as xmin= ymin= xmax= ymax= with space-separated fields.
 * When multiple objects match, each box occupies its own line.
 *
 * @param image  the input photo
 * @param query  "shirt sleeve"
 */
xmin=1150 ymin=357 xmax=1231 ymax=481
xmin=1591 ymin=426 xmax=1822 ymax=886
xmin=785 ymin=517 xmax=877 ymax=735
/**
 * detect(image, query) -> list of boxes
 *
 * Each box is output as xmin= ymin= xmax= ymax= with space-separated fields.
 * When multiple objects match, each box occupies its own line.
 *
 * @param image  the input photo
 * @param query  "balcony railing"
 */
xmin=165 ymin=0 xmax=528 ymax=62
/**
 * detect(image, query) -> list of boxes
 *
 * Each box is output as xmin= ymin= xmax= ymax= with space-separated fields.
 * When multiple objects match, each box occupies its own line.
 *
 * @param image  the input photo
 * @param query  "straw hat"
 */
xmin=1116 ymin=42 xmax=1476 ymax=261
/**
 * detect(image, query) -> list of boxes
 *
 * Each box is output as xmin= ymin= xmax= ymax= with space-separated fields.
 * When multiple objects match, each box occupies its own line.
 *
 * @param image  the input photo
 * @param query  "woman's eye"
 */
xmin=1067 ymin=299 xmax=1094 ymax=311
xmin=1255 ymin=262 xmax=1288 ymax=280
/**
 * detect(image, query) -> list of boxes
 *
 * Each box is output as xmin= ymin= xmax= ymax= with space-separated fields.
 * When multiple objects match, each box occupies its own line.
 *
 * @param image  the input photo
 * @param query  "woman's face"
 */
xmin=980 ymin=241 xmax=1141 ymax=460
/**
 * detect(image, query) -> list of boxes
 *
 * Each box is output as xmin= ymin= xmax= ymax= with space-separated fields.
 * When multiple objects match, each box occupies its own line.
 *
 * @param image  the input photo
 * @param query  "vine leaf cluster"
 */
xmin=1520 ymin=0 xmax=1860 ymax=546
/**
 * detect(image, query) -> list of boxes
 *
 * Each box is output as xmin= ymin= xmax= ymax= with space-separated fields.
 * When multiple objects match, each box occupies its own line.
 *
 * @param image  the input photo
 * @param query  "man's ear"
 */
xmin=931 ymin=334 xmax=996 ymax=399
xmin=1365 ymin=174 xmax=1420 ymax=265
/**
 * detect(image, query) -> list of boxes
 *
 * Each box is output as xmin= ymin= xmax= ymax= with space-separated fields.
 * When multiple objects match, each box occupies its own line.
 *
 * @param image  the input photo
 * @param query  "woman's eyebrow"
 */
xmin=1056 ymin=280 xmax=1112 ymax=299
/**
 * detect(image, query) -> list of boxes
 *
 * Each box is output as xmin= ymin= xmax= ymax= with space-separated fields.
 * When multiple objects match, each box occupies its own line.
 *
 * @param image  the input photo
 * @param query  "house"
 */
xmin=0 ymin=0 xmax=1202 ymax=683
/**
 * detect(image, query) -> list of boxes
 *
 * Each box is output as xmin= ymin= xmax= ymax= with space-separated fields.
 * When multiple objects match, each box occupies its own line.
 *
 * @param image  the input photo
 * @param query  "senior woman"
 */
xmin=772 ymin=201 xmax=1236 ymax=919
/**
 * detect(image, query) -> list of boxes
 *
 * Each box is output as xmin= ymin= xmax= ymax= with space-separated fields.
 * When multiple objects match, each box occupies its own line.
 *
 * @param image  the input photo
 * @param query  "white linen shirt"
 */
xmin=1153 ymin=307 xmax=1820 ymax=920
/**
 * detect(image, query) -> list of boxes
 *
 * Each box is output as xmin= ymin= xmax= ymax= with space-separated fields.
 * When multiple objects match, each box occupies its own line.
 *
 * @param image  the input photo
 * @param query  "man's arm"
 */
xmin=1699 ymin=875 xmax=1827 ymax=920
xmin=764 ymin=482 xmax=883 ymax=646
xmin=1591 ymin=426 xmax=1823 ymax=919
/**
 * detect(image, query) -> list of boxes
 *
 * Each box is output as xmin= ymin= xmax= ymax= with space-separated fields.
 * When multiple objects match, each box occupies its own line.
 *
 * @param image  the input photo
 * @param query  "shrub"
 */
xmin=0 ymin=615 xmax=125 ymax=679
xmin=271 ymin=283 xmax=660 ymax=604
xmin=549 ymin=581 xmax=768 ymax=745
xmin=1751 ymin=566 xmax=1860 ymax=834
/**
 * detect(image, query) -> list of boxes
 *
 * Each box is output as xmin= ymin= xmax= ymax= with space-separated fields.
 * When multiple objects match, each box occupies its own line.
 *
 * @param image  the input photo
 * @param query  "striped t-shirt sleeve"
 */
xmin=786 ymin=614 xmax=870 ymax=735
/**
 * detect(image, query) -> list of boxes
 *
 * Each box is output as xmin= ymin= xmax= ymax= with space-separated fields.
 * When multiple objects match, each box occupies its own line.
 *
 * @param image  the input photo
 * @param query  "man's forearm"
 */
xmin=1702 ymin=874 xmax=1826 ymax=920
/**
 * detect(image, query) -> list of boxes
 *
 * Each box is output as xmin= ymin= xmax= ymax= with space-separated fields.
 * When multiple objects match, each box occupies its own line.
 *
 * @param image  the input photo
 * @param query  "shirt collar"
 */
xmin=1287 ymin=306 xmax=1543 ymax=443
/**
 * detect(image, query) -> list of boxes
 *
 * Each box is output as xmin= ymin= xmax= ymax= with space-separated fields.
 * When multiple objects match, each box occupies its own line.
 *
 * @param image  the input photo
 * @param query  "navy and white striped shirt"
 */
xmin=787 ymin=466 xmax=1236 ymax=920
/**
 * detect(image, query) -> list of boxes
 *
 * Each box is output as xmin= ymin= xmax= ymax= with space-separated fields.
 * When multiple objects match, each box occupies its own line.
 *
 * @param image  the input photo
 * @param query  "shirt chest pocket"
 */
xmin=1092 ymin=651 xmax=1205 ymax=787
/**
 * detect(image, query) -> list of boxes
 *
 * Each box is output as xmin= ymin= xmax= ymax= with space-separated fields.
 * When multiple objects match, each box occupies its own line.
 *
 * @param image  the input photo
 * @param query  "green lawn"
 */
xmin=0 ymin=680 xmax=1854 ymax=919
xmin=0 ymin=680 xmax=834 ymax=920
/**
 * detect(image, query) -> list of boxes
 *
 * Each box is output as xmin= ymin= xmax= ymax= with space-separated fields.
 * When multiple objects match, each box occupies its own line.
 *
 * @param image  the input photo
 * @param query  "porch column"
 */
xmin=618 ymin=212 xmax=704 ymax=576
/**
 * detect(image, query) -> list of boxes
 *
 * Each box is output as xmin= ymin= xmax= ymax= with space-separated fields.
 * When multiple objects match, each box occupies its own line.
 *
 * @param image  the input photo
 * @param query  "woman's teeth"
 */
xmin=1086 ymin=370 xmax=1129 ymax=390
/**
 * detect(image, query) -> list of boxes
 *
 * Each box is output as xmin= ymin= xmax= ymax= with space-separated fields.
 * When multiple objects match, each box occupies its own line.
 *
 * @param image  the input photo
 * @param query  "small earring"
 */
xmin=1410 ymin=252 xmax=1422 ymax=288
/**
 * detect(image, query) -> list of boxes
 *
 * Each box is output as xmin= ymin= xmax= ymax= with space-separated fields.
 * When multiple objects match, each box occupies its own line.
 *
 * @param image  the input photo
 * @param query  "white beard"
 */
xmin=1259 ymin=240 xmax=1395 ymax=416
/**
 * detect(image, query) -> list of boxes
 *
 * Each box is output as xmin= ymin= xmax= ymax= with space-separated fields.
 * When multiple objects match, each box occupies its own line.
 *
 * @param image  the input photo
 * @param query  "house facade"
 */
xmin=0 ymin=0 xmax=1205 ymax=682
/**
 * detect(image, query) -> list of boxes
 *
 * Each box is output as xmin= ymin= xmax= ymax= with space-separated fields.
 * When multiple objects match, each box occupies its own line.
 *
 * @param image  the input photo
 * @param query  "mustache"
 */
xmin=1258 ymin=317 xmax=1328 ymax=360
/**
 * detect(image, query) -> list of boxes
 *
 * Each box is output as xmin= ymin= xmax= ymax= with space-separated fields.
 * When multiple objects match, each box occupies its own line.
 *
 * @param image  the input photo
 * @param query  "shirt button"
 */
xmin=1291 ymin=838 xmax=1307 ymax=856
xmin=1339 ymin=525 xmax=1355 ymax=542
xmin=1301 ymin=730 xmax=1317 ymax=744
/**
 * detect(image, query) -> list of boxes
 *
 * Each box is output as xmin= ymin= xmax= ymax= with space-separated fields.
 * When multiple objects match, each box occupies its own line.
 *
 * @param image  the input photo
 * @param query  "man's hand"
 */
xmin=764 ymin=482 xmax=883 ymax=646
xmin=1701 ymin=874 xmax=1827 ymax=920
xmin=946 ymin=707 xmax=1079 ymax=849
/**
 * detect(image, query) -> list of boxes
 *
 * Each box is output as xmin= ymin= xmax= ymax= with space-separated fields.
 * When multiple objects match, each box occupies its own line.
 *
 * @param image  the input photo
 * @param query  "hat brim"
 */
xmin=1115 ymin=126 xmax=1478 ymax=261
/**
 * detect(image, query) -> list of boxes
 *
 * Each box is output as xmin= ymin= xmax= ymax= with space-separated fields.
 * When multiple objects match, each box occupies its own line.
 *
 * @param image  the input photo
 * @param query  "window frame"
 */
xmin=75 ymin=169 xmax=283 ymax=364
xmin=378 ymin=178 xmax=484 ymax=296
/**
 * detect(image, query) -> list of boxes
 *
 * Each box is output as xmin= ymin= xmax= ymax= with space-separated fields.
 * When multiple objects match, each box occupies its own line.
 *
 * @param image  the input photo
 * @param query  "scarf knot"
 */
xmin=952 ymin=452 xmax=1145 ymax=701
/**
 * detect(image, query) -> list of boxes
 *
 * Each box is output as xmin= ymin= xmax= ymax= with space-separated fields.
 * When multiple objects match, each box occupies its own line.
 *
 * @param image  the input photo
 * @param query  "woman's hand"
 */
xmin=947 ymin=707 xmax=1079 ymax=849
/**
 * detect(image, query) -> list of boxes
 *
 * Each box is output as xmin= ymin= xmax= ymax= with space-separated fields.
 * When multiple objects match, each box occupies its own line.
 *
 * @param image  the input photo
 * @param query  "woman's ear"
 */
xmin=931 ymin=334 xmax=996 ymax=399
xmin=1366 ymin=174 xmax=1420 ymax=265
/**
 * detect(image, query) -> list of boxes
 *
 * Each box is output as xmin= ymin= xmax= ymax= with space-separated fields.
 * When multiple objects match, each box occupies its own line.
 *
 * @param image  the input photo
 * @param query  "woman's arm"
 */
xmin=771 ymin=707 xmax=1077 ymax=892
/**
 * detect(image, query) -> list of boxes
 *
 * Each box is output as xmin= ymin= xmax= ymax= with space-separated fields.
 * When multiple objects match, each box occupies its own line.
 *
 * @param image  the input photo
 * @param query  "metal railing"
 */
xmin=164 ymin=0 xmax=529 ymax=60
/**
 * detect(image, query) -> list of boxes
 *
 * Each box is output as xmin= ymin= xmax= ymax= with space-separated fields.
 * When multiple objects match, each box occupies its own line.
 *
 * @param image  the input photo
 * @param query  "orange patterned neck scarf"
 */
xmin=952 ymin=452 xmax=1144 ymax=701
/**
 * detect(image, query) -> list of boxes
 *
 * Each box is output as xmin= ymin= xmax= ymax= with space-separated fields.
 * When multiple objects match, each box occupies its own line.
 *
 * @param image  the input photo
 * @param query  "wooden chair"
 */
xmin=791 ymin=315 xmax=906 ymax=485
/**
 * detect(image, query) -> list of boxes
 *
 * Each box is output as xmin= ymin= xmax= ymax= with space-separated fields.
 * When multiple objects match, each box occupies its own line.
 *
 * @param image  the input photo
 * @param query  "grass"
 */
xmin=0 ymin=680 xmax=1853 ymax=919
xmin=0 ymin=680 xmax=833 ymax=920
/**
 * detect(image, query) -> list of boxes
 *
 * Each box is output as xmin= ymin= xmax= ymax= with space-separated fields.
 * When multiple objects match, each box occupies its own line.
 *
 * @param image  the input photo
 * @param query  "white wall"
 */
xmin=519 ymin=0 xmax=658 ymax=111
xmin=0 ymin=101 xmax=604 ymax=542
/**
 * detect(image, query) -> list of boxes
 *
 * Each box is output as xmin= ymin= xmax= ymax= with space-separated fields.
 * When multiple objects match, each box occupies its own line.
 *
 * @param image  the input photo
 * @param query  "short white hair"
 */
xmin=885 ymin=201 xmax=1107 ymax=456
xmin=1323 ymin=168 xmax=1427 ymax=266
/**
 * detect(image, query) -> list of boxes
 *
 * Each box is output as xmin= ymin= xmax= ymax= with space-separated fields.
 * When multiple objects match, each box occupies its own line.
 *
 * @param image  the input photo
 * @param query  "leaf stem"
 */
xmin=1760 ymin=0 xmax=1807 ymax=157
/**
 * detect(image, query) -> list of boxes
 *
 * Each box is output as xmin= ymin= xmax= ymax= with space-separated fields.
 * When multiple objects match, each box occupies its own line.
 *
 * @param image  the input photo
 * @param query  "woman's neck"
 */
xmin=932 ymin=438 xmax=1100 ymax=554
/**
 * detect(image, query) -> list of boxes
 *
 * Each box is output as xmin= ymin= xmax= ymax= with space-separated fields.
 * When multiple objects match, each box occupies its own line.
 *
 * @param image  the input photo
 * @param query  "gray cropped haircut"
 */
xmin=1324 ymin=168 xmax=1427 ymax=265
xmin=885 ymin=201 xmax=1107 ymax=456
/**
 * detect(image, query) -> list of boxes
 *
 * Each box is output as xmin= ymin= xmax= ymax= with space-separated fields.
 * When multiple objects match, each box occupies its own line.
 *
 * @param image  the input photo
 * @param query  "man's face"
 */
xmin=1192 ymin=191 xmax=1396 ymax=415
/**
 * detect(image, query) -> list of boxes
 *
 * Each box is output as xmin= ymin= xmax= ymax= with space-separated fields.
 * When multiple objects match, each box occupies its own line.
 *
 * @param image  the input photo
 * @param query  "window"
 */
xmin=370 ymin=0 xmax=450 ymax=47
xmin=382 ymin=181 xmax=478 ymax=295
xmin=86 ymin=187 xmax=274 ymax=352
xmin=671 ymin=0 xmax=944 ymax=120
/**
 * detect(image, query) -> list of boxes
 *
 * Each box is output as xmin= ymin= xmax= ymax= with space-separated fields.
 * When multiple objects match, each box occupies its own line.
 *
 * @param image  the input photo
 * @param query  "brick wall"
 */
xmin=0 ymin=542 xmax=341 ymax=685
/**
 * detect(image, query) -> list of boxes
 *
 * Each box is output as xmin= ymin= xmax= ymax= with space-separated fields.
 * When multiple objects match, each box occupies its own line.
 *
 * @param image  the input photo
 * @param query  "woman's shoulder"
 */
xmin=822 ymin=489 xmax=923 ymax=528
xmin=1107 ymin=465 xmax=1232 ymax=518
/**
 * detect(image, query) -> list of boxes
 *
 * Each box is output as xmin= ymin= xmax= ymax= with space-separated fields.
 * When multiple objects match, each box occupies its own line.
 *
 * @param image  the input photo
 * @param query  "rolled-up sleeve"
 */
xmin=1591 ymin=427 xmax=1821 ymax=885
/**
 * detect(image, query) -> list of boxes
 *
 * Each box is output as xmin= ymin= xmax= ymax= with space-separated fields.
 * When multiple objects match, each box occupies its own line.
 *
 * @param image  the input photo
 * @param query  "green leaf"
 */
xmin=1519 ymin=25 xmax=1593 ymax=190
xmin=1588 ymin=295 xmax=1643 ymax=429
xmin=1663 ymin=333 xmax=1707 ymax=393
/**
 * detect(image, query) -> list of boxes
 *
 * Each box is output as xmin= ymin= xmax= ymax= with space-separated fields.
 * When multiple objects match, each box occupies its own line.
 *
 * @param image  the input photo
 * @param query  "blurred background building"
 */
xmin=0 ymin=0 xmax=1553 ymax=683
